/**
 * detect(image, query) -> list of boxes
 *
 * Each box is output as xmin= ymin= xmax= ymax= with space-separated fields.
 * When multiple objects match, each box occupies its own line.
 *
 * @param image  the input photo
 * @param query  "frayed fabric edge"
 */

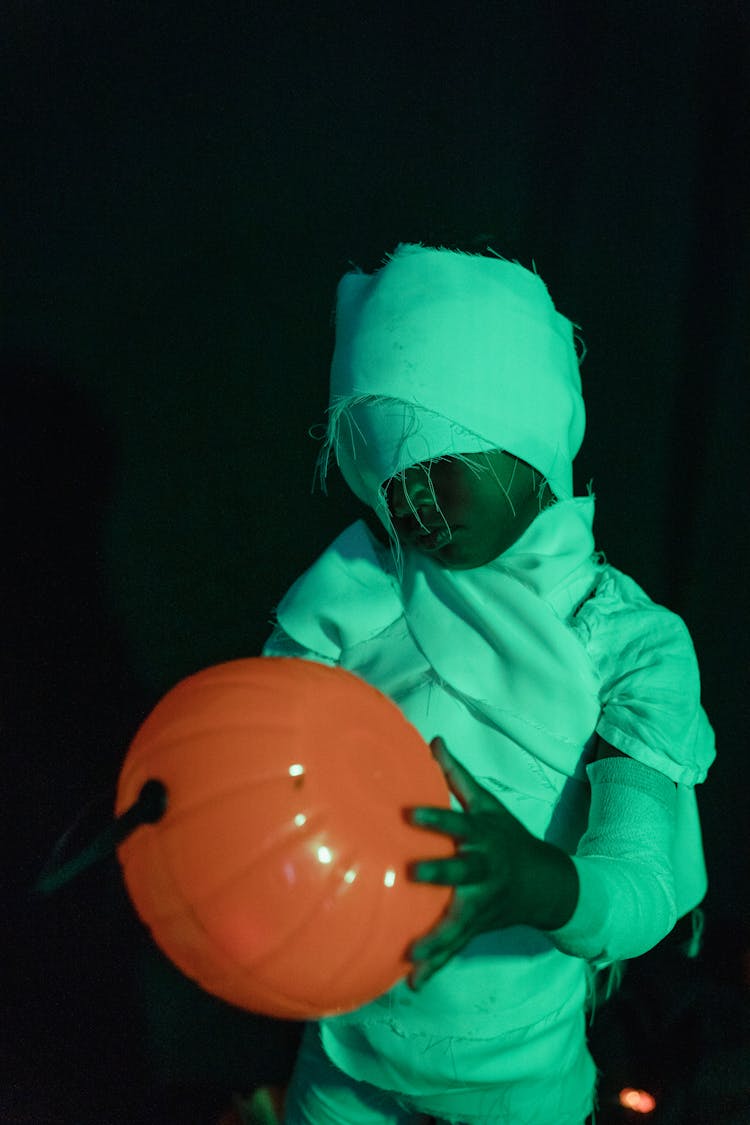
xmin=336 ymin=242 xmax=588 ymax=370
xmin=583 ymin=960 xmax=626 ymax=1027
xmin=679 ymin=905 xmax=706 ymax=959
xmin=580 ymin=907 xmax=706 ymax=1026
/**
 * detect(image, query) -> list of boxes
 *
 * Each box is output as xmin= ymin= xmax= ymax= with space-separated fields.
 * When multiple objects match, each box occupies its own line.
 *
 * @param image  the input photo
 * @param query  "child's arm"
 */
xmin=544 ymin=742 xmax=677 ymax=964
xmin=409 ymin=735 xmax=677 ymax=989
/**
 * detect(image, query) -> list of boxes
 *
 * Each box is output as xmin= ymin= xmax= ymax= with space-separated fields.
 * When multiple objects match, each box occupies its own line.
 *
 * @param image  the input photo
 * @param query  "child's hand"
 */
xmin=407 ymin=737 xmax=576 ymax=990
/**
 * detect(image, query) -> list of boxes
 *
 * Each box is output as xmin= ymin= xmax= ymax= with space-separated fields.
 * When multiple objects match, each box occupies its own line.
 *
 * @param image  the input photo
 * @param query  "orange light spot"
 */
xmin=619 ymin=1087 xmax=657 ymax=1114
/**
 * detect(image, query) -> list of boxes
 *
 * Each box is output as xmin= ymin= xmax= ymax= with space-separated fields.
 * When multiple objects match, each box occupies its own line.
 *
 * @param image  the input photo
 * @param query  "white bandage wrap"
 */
xmin=549 ymin=755 xmax=678 ymax=963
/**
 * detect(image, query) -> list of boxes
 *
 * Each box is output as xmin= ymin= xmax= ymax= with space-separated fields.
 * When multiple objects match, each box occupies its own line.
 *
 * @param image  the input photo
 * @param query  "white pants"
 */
xmin=283 ymin=1023 xmax=591 ymax=1125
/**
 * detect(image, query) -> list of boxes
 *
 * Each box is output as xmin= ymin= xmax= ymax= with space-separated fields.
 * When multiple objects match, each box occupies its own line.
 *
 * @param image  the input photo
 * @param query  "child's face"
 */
xmin=385 ymin=450 xmax=554 ymax=570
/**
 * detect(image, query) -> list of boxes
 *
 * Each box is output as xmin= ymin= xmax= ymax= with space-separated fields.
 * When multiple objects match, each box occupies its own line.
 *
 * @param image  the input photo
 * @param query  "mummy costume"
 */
xmin=263 ymin=244 xmax=715 ymax=1125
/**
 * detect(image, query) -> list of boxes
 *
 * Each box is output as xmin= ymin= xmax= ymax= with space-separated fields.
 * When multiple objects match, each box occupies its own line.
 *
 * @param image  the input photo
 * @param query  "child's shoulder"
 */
xmin=576 ymin=563 xmax=693 ymax=655
xmin=268 ymin=520 xmax=401 ymax=662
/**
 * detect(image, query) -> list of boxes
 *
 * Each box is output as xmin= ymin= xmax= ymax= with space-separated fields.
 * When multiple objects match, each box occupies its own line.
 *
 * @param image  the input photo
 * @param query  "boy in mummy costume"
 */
xmin=263 ymin=243 xmax=715 ymax=1125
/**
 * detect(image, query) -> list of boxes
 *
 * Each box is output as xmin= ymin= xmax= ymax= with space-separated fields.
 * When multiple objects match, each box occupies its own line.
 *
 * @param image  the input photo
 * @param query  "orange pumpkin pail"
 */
xmin=115 ymin=657 xmax=454 ymax=1019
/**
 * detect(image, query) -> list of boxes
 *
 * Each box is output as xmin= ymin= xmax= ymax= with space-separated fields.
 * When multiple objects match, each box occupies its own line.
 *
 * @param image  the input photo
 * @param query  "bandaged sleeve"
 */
xmin=548 ymin=754 xmax=677 ymax=963
xmin=574 ymin=566 xmax=715 ymax=787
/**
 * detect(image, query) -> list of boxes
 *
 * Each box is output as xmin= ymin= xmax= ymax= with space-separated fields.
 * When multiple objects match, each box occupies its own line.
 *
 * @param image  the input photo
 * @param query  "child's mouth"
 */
xmin=417 ymin=526 xmax=453 ymax=551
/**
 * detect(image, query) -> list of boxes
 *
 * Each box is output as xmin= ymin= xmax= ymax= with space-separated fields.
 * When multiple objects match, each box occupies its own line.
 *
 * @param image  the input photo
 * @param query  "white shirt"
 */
xmin=262 ymin=496 xmax=715 ymax=1122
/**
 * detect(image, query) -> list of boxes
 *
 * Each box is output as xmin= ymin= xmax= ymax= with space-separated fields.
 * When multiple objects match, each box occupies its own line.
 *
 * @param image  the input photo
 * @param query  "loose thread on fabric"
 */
xmin=308 ymin=393 xmax=558 ymax=586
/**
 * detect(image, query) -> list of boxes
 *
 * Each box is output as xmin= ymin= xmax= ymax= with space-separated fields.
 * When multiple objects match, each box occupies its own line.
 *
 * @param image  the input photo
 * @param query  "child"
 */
xmin=261 ymin=243 xmax=715 ymax=1125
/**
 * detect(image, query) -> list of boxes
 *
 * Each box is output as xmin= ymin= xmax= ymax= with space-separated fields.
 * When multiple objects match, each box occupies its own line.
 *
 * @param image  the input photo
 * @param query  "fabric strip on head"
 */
xmin=314 ymin=243 xmax=586 ymax=542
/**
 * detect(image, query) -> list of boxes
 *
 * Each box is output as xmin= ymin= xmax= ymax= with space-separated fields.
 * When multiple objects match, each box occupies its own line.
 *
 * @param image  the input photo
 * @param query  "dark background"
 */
xmin=3 ymin=3 xmax=749 ymax=1122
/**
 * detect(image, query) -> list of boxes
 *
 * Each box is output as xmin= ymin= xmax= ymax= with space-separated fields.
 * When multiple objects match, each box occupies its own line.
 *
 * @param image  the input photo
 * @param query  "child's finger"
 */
xmin=410 ymin=904 xmax=464 ymax=963
xmin=430 ymin=738 xmax=488 ymax=810
xmin=409 ymin=946 xmax=456 ymax=991
xmin=411 ymin=850 xmax=488 ymax=886
xmin=409 ymin=806 xmax=469 ymax=838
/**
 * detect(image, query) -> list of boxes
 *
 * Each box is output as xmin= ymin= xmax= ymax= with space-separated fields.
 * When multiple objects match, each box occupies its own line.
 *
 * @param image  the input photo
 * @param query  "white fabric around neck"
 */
xmin=275 ymin=496 xmax=604 ymax=783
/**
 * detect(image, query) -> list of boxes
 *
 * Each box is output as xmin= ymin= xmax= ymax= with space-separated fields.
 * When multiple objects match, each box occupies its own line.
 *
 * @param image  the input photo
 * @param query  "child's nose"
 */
xmin=388 ymin=476 xmax=433 ymax=522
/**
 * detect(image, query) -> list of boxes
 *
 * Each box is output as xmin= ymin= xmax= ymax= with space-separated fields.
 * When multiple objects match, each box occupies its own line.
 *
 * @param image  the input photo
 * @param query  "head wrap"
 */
xmin=314 ymin=243 xmax=586 ymax=554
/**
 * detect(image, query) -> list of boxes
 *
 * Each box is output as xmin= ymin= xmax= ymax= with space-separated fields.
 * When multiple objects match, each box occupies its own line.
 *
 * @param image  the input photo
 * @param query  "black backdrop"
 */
xmin=4 ymin=3 xmax=749 ymax=1122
